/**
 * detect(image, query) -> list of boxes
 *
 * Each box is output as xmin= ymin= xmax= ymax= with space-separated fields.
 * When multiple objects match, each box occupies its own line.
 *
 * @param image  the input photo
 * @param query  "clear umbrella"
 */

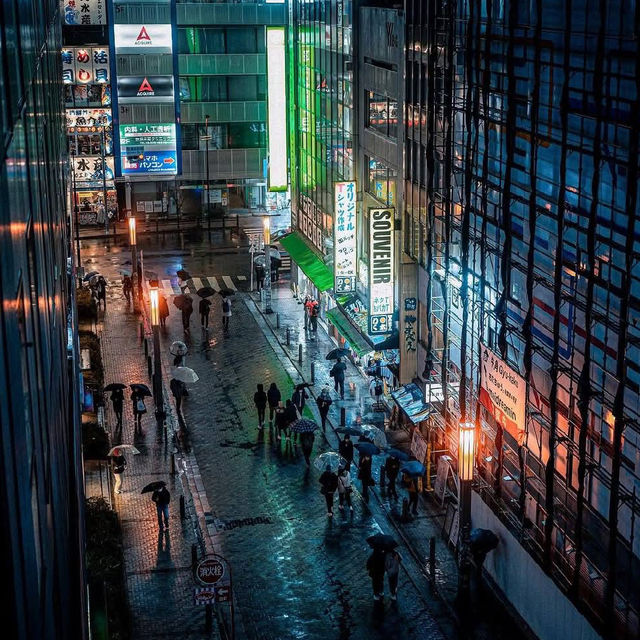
xmin=313 ymin=452 xmax=347 ymax=472
xmin=171 ymin=366 xmax=199 ymax=383
xmin=360 ymin=424 xmax=387 ymax=448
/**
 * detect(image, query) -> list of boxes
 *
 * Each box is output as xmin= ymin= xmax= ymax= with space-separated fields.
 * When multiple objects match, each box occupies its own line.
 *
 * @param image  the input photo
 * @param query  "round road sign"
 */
xmin=195 ymin=557 xmax=225 ymax=586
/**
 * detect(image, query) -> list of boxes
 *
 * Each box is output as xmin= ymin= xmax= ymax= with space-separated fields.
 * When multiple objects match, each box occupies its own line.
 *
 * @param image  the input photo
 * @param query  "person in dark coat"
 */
xmin=300 ymin=431 xmax=315 ymax=466
xmin=406 ymin=475 xmax=419 ymax=515
xmin=173 ymin=353 xmax=185 ymax=368
xmin=274 ymin=401 xmax=287 ymax=440
xmin=182 ymin=298 xmax=193 ymax=332
xmin=292 ymin=386 xmax=309 ymax=413
xmin=358 ymin=453 xmax=373 ymax=504
xmin=385 ymin=455 xmax=401 ymax=500
xmin=338 ymin=434 xmax=354 ymax=471
xmin=159 ymin=294 xmax=170 ymax=328
xmin=366 ymin=548 xmax=387 ymax=600
xmin=319 ymin=465 xmax=339 ymax=516
xmin=316 ymin=387 xmax=333 ymax=430
xmin=96 ymin=275 xmax=107 ymax=309
xmin=170 ymin=378 xmax=187 ymax=414
xmin=151 ymin=485 xmax=171 ymax=531
xmin=254 ymin=263 xmax=265 ymax=290
xmin=330 ymin=358 xmax=347 ymax=399
xmin=131 ymin=390 xmax=146 ymax=431
xmin=199 ymin=297 xmax=211 ymax=328
xmin=254 ymin=383 xmax=267 ymax=428
xmin=284 ymin=398 xmax=298 ymax=433
xmin=122 ymin=275 xmax=133 ymax=303
xmin=110 ymin=388 xmax=124 ymax=428
xmin=309 ymin=300 xmax=319 ymax=332
xmin=267 ymin=383 xmax=281 ymax=424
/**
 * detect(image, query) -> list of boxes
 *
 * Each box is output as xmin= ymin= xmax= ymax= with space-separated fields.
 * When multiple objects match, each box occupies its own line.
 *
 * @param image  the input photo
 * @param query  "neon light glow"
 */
xmin=266 ymin=27 xmax=287 ymax=191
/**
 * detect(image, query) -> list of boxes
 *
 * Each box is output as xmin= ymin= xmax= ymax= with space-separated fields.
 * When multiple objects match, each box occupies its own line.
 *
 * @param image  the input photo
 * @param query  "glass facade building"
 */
xmin=1 ymin=1 xmax=86 ymax=638
xmin=405 ymin=0 xmax=640 ymax=636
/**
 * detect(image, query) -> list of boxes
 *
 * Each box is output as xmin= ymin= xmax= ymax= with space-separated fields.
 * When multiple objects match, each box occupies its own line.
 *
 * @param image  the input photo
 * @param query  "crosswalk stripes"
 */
xmin=222 ymin=276 xmax=237 ymax=291
xmin=160 ymin=275 xmax=244 ymax=297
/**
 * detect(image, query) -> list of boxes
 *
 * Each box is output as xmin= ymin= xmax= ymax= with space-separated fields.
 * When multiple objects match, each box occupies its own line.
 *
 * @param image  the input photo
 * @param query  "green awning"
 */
xmin=327 ymin=307 xmax=372 ymax=357
xmin=279 ymin=231 xmax=334 ymax=292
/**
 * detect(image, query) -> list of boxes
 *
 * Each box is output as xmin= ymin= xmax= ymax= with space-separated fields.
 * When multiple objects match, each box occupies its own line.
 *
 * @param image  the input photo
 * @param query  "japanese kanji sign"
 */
xmin=72 ymin=156 xmax=115 ymax=183
xmin=62 ymin=47 xmax=109 ymax=85
xmin=369 ymin=208 xmax=395 ymax=334
xmin=334 ymin=181 xmax=357 ymax=294
xmin=63 ymin=0 xmax=107 ymax=26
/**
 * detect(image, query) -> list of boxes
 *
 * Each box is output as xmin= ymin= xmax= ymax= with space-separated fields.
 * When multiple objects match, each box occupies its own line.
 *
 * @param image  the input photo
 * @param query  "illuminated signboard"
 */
xmin=66 ymin=108 xmax=112 ymax=132
xmin=368 ymin=208 xmax=395 ymax=334
xmin=63 ymin=0 xmax=106 ymax=25
xmin=119 ymin=124 xmax=177 ymax=175
xmin=266 ymin=27 xmax=287 ymax=191
xmin=119 ymin=123 xmax=176 ymax=146
xmin=114 ymin=24 xmax=173 ymax=54
xmin=62 ymin=47 xmax=109 ymax=85
xmin=117 ymin=76 xmax=174 ymax=104
xmin=122 ymin=151 xmax=177 ymax=176
xmin=72 ymin=156 xmax=115 ymax=184
xmin=334 ymin=181 xmax=357 ymax=294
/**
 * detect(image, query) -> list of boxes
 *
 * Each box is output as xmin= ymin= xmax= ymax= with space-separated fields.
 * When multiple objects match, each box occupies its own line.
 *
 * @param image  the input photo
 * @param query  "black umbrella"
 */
xmin=130 ymin=383 xmax=152 ymax=396
xmin=83 ymin=270 xmax=100 ymax=281
xmin=104 ymin=382 xmax=126 ymax=392
xmin=295 ymin=382 xmax=313 ymax=390
xmin=217 ymin=288 xmax=235 ymax=297
xmin=173 ymin=294 xmax=192 ymax=310
xmin=326 ymin=348 xmax=350 ymax=360
xmin=141 ymin=481 xmax=166 ymax=494
xmin=355 ymin=441 xmax=381 ymax=456
xmin=197 ymin=286 xmax=216 ymax=298
xmin=290 ymin=418 xmax=319 ymax=433
xmin=176 ymin=269 xmax=191 ymax=280
xmin=336 ymin=427 xmax=363 ymax=437
xmin=367 ymin=534 xmax=398 ymax=550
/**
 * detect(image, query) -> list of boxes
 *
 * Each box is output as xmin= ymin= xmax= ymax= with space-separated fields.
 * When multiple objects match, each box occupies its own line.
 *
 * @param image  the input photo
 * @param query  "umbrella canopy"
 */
xmin=83 ymin=270 xmax=100 ymax=281
xmin=313 ymin=452 xmax=347 ymax=472
xmin=256 ymin=247 xmax=282 ymax=261
xmin=197 ymin=286 xmax=216 ymax=298
xmin=107 ymin=444 xmax=140 ymax=457
xmin=326 ymin=348 xmax=350 ymax=360
xmin=355 ymin=441 xmax=381 ymax=456
xmin=386 ymin=448 xmax=410 ymax=462
xmin=173 ymin=294 xmax=193 ymax=310
xmin=88 ymin=274 xmax=101 ymax=285
xmin=290 ymin=418 xmax=319 ymax=433
xmin=104 ymin=382 xmax=126 ymax=392
xmin=335 ymin=427 xmax=364 ymax=437
xmin=119 ymin=268 xmax=131 ymax=276
xmin=366 ymin=534 xmax=398 ymax=551
xmin=401 ymin=461 xmax=426 ymax=477
xmin=141 ymin=481 xmax=166 ymax=494
xmin=360 ymin=425 xmax=387 ymax=448
xmin=295 ymin=382 xmax=313 ymax=390
xmin=130 ymin=383 xmax=152 ymax=396
xmin=169 ymin=341 xmax=188 ymax=356
xmin=176 ymin=269 xmax=191 ymax=280
xmin=171 ymin=366 xmax=199 ymax=384
xmin=217 ymin=288 xmax=235 ymax=297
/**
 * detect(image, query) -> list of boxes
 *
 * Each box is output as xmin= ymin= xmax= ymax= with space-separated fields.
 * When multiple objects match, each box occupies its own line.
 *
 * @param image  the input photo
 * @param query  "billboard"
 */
xmin=62 ymin=47 xmax=110 ymax=85
xmin=334 ymin=181 xmax=357 ymax=294
xmin=479 ymin=344 xmax=527 ymax=443
xmin=66 ymin=108 xmax=112 ymax=133
xmin=368 ymin=208 xmax=395 ymax=334
xmin=117 ymin=76 xmax=174 ymax=104
xmin=72 ymin=156 xmax=115 ymax=183
xmin=114 ymin=24 xmax=173 ymax=54
xmin=266 ymin=27 xmax=287 ymax=191
xmin=119 ymin=124 xmax=177 ymax=175
xmin=119 ymin=123 xmax=176 ymax=147
xmin=63 ymin=0 xmax=107 ymax=25
xmin=122 ymin=150 xmax=177 ymax=175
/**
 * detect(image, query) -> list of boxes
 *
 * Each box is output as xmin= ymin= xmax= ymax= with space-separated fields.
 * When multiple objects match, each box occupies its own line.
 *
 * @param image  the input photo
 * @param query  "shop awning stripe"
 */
xmin=326 ymin=307 xmax=371 ymax=357
xmin=278 ymin=231 xmax=334 ymax=292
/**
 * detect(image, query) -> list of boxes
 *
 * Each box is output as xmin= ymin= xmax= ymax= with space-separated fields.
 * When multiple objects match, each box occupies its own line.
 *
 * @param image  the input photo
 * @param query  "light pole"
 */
xmin=128 ymin=215 xmax=139 ymax=313
xmin=149 ymin=284 xmax=164 ymax=417
xmin=457 ymin=421 xmax=476 ymax=601
xmin=263 ymin=215 xmax=273 ymax=313
xmin=201 ymin=115 xmax=211 ymax=232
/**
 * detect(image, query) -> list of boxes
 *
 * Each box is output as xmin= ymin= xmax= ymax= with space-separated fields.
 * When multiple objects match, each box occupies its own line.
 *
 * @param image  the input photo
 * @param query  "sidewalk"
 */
xmin=95 ymin=289 xmax=222 ymax=638
xmin=247 ymin=284 xmax=527 ymax=640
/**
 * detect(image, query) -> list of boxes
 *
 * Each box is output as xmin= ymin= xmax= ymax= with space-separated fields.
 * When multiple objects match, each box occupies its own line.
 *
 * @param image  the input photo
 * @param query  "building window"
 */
xmin=366 ymin=91 xmax=398 ymax=138
xmin=364 ymin=156 xmax=397 ymax=207
xmin=181 ymin=123 xmax=266 ymax=150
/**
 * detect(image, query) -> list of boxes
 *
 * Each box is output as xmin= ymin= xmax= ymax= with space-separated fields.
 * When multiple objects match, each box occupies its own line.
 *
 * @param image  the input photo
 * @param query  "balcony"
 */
xmin=178 ymin=54 xmax=266 ymax=76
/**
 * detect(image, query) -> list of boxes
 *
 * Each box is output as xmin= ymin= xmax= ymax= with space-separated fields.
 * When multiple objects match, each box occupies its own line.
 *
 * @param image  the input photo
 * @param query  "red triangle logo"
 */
xmin=137 ymin=26 xmax=151 ymax=42
xmin=138 ymin=77 xmax=153 ymax=93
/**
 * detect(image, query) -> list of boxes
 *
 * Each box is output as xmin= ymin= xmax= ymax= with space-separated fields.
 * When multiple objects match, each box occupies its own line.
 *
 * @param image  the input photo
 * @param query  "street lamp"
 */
xmin=457 ymin=421 xmax=476 ymax=600
xmin=263 ymin=216 xmax=273 ymax=313
xmin=201 ymin=115 xmax=211 ymax=232
xmin=149 ymin=284 xmax=164 ymax=417
xmin=128 ymin=215 xmax=139 ymax=312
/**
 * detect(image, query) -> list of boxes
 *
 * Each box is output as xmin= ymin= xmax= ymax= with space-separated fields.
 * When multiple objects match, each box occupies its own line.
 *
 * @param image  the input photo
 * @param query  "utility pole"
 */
xmin=201 ymin=115 xmax=211 ymax=232
xmin=263 ymin=216 xmax=273 ymax=313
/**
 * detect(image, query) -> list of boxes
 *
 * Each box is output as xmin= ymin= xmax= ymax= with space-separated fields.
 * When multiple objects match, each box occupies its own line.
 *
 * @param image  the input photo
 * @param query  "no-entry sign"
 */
xmin=194 ymin=557 xmax=225 ymax=586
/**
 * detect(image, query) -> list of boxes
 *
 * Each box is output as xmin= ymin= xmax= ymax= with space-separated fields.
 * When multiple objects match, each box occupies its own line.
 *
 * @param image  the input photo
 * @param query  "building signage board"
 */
xmin=368 ymin=208 xmax=395 ymax=334
xmin=67 ymin=108 xmax=112 ymax=133
xmin=119 ymin=123 xmax=176 ymax=147
xmin=72 ymin=156 xmax=115 ymax=184
xmin=298 ymin=194 xmax=324 ymax=251
xmin=266 ymin=27 xmax=287 ymax=191
xmin=334 ymin=181 xmax=357 ymax=294
xmin=410 ymin=429 xmax=428 ymax=464
xmin=117 ymin=76 xmax=174 ymax=104
xmin=63 ymin=0 xmax=107 ymax=26
xmin=122 ymin=150 xmax=177 ymax=175
xmin=62 ymin=48 xmax=109 ymax=85
xmin=479 ymin=344 xmax=526 ymax=443
xmin=114 ymin=24 xmax=173 ymax=54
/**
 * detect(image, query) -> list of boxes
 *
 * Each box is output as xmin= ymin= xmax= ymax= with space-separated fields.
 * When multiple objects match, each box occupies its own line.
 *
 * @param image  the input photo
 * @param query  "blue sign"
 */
xmin=122 ymin=150 xmax=177 ymax=175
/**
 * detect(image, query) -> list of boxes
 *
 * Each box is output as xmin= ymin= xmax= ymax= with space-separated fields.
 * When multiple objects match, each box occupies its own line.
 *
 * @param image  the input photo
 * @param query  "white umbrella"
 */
xmin=108 ymin=444 xmax=140 ymax=456
xmin=169 ymin=341 xmax=188 ymax=356
xmin=313 ymin=452 xmax=347 ymax=472
xmin=360 ymin=425 xmax=387 ymax=448
xmin=171 ymin=366 xmax=199 ymax=384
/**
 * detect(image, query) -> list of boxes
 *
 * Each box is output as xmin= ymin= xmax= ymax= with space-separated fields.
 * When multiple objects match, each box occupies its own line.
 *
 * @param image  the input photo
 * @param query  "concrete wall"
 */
xmin=471 ymin=493 xmax=603 ymax=640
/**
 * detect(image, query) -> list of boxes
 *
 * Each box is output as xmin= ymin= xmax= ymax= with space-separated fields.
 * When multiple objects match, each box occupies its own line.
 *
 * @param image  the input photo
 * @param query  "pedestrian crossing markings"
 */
xmin=160 ymin=275 xmax=243 ymax=295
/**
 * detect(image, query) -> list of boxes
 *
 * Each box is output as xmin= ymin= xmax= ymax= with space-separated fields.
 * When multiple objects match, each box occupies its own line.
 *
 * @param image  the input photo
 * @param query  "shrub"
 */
xmin=79 ymin=330 xmax=104 ymax=389
xmin=82 ymin=421 xmax=109 ymax=459
xmin=76 ymin=287 xmax=98 ymax=323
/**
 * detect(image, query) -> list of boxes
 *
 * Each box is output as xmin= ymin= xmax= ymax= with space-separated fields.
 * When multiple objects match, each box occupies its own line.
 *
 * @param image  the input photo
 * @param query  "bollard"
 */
xmin=340 ymin=407 xmax=346 ymax=426
xmin=310 ymin=361 xmax=315 ymax=383
xmin=170 ymin=452 xmax=176 ymax=475
xmin=276 ymin=313 xmax=280 ymax=329
xmin=286 ymin=327 xmax=290 ymax=346
xmin=147 ymin=355 xmax=152 ymax=378
xmin=180 ymin=495 xmax=186 ymax=520
xmin=429 ymin=537 xmax=436 ymax=583
xmin=191 ymin=543 xmax=198 ymax=567
xmin=144 ymin=338 xmax=149 ymax=356
xmin=298 ymin=343 xmax=303 ymax=364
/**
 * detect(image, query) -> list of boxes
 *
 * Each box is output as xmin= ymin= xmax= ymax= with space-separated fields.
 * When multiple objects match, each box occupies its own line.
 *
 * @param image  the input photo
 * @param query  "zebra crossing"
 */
xmin=159 ymin=274 xmax=247 ymax=296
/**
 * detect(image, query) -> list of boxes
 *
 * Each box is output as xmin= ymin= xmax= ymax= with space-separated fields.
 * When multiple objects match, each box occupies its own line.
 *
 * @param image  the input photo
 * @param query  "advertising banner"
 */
xmin=334 ymin=181 xmax=357 ymax=294
xmin=119 ymin=123 xmax=176 ymax=148
xmin=368 ymin=208 xmax=395 ymax=334
xmin=66 ymin=108 xmax=112 ymax=133
xmin=72 ymin=156 xmax=115 ymax=183
xmin=62 ymin=47 xmax=110 ymax=85
xmin=479 ymin=344 xmax=527 ymax=443
xmin=63 ymin=0 xmax=107 ymax=26
xmin=122 ymin=150 xmax=177 ymax=175
xmin=117 ymin=76 xmax=174 ymax=104
xmin=114 ymin=24 xmax=173 ymax=54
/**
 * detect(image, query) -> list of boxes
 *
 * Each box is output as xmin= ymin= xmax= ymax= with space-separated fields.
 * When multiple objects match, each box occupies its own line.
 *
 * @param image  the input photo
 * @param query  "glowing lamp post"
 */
xmin=128 ymin=216 xmax=139 ymax=312
xmin=149 ymin=283 xmax=164 ymax=416
xmin=458 ymin=421 xmax=475 ymax=600
xmin=263 ymin=216 xmax=273 ymax=313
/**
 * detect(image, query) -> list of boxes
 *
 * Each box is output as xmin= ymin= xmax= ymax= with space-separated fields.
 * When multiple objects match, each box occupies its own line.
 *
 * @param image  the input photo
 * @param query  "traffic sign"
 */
xmin=193 ymin=587 xmax=216 ymax=605
xmin=194 ymin=556 xmax=225 ymax=586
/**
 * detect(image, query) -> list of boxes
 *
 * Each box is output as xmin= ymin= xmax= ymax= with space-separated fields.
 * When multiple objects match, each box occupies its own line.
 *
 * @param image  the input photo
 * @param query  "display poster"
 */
xmin=334 ymin=181 xmax=357 ymax=294
xmin=66 ymin=108 xmax=112 ymax=132
xmin=72 ymin=156 xmax=115 ymax=183
xmin=62 ymin=47 xmax=109 ymax=84
xmin=368 ymin=208 xmax=395 ymax=334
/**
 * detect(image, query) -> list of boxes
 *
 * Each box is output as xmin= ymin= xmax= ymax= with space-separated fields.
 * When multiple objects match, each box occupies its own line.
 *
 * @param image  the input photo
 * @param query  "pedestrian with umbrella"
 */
xmin=254 ymin=383 xmax=267 ymax=429
xmin=366 ymin=547 xmax=387 ymax=601
xmin=385 ymin=454 xmax=401 ymax=500
xmin=300 ymin=430 xmax=315 ymax=466
xmin=358 ymin=452 xmax=374 ymax=504
xmin=159 ymin=294 xmax=170 ymax=328
xmin=400 ymin=462 xmax=425 ymax=516
xmin=274 ymin=401 xmax=287 ymax=440
xmin=199 ymin=296 xmax=211 ymax=329
xmin=110 ymin=447 xmax=127 ymax=494
xmin=170 ymin=377 xmax=187 ymax=415
xmin=122 ymin=274 xmax=132 ymax=303
xmin=221 ymin=294 xmax=232 ymax=331
xmin=267 ymin=382 xmax=281 ymax=425
xmin=316 ymin=386 xmax=333 ymax=430
xmin=303 ymin=295 xmax=311 ymax=329
xmin=330 ymin=357 xmax=347 ymax=400
xmin=105 ymin=383 xmax=125 ymax=428
xmin=151 ymin=483 xmax=171 ymax=531
xmin=283 ymin=399 xmax=297 ymax=440
xmin=130 ymin=385 xmax=149 ymax=431
xmin=254 ymin=262 xmax=265 ymax=291
xmin=325 ymin=347 xmax=350 ymax=360
xmin=338 ymin=434 xmax=354 ymax=471
xmin=337 ymin=465 xmax=353 ymax=512
xmin=319 ymin=464 xmax=339 ymax=516
xmin=182 ymin=296 xmax=193 ymax=332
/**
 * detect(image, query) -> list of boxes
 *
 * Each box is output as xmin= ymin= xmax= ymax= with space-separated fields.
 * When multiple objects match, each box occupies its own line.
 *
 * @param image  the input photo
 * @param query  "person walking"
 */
xmin=330 ymin=357 xmax=347 ymax=399
xmin=131 ymin=390 xmax=146 ymax=431
xmin=338 ymin=434 xmax=354 ymax=471
xmin=122 ymin=274 xmax=132 ymax=303
xmin=309 ymin=300 xmax=319 ymax=333
xmin=274 ymin=401 xmax=286 ymax=440
xmin=254 ymin=383 xmax=267 ymax=429
xmin=292 ymin=386 xmax=309 ymax=414
xmin=151 ymin=485 xmax=171 ymax=531
xmin=110 ymin=448 xmax=126 ymax=494
xmin=303 ymin=295 xmax=311 ymax=330
xmin=283 ymin=399 xmax=297 ymax=440
xmin=406 ymin=475 xmax=419 ymax=515
xmin=199 ymin=297 xmax=211 ymax=329
xmin=300 ymin=430 xmax=315 ymax=466
xmin=182 ymin=298 xmax=193 ymax=332
xmin=254 ymin=263 xmax=265 ymax=291
xmin=385 ymin=549 xmax=402 ymax=600
xmin=358 ymin=453 xmax=373 ymax=504
xmin=385 ymin=455 xmax=400 ymax=500
xmin=221 ymin=295 xmax=232 ymax=331
xmin=96 ymin=275 xmax=107 ymax=309
xmin=366 ymin=548 xmax=387 ymax=601
xmin=159 ymin=294 xmax=170 ymax=328
xmin=316 ymin=387 xmax=333 ymax=430
xmin=173 ymin=353 xmax=185 ymax=368
xmin=170 ymin=378 xmax=187 ymax=414
xmin=110 ymin=388 xmax=124 ymax=429
xmin=319 ymin=464 xmax=338 ymax=516
xmin=337 ymin=466 xmax=353 ymax=512
xmin=267 ymin=383 xmax=281 ymax=424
